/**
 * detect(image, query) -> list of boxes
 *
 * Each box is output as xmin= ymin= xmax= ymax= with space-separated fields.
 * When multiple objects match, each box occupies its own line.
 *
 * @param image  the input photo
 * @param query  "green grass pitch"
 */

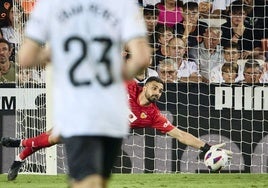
xmin=0 ymin=173 xmax=267 ymax=188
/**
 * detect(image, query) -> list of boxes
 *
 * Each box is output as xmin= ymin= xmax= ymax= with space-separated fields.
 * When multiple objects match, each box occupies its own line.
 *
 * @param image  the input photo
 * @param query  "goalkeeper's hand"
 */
xmin=201 ymin=143 xmax=233 ymax=159
xmin=210 ymin=143 xmax=233 ymax=159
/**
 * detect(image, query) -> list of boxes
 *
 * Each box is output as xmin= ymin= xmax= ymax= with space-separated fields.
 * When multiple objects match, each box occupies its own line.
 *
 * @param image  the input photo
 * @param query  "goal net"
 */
xmin=13 ymin=0 xmax=268 ymax=175
xmin=13 ymin=0 xmax=67 ymax=174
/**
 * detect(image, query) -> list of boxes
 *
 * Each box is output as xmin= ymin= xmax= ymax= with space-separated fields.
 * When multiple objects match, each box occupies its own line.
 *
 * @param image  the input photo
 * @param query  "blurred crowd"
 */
xmin=0 ymin=0 xmax=268 ymax=85
xmin=129 ymin=0 xmax=268 ymax=84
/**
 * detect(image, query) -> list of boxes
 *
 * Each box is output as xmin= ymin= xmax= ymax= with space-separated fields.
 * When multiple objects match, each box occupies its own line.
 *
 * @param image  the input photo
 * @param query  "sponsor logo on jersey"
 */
xmin=128 ymin=109 xmax=137 ymax=123
xmin=163 ymin=121 xmax=171 ymax=128
xmin=31 ymin=141 xmax=36 ymax=147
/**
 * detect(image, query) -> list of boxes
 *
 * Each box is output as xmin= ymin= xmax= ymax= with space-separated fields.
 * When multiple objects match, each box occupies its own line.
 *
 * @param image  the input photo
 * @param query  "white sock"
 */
xmin=15 ymin=155 xmax=24 ymax=162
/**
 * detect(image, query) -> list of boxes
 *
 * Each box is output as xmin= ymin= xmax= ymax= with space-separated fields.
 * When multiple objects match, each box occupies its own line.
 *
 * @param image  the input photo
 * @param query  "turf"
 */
xmin=0 ymin=173 xmax=267 ymax=188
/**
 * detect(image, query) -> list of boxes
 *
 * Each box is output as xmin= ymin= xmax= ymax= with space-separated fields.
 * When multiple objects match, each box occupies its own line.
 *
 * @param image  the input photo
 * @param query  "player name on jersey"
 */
xmin=58 ymin=3 xmax=118 ymax=26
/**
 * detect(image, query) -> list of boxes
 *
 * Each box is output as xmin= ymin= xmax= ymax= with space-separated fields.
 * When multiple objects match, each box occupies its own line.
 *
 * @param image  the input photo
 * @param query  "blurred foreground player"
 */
xmin=16 ymin=0 xmax=151 ymax=187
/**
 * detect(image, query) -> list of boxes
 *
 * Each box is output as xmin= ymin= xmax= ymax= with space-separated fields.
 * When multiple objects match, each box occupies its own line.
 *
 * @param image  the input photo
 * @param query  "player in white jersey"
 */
xmin=18 ymin=0 xmax=151 ymax=187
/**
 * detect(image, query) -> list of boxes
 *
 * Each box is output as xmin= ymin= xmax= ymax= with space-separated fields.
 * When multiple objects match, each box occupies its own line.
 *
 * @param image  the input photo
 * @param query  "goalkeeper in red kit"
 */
xmin=1 ymin=76 xmax=232 ymax=181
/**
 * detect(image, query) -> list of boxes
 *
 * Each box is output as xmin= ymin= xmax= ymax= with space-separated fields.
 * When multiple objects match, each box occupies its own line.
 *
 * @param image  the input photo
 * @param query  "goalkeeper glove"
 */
xmin=201 ymin=143 xmax=233 ymax=159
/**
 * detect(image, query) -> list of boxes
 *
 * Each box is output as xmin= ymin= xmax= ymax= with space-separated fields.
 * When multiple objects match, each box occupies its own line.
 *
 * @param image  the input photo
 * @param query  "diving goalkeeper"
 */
xmin=1 ymin=76 xmax=232 ymax=181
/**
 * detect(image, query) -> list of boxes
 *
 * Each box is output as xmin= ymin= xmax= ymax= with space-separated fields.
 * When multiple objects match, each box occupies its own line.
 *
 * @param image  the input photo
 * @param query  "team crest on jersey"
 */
xmin=140 ymin=112 xmax=147 ymax=119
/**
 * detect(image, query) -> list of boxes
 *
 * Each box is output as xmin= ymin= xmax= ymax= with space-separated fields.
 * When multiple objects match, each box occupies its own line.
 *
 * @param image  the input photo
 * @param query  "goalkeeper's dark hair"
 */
xmin=145 ymin=76 xmax=164 ymax=86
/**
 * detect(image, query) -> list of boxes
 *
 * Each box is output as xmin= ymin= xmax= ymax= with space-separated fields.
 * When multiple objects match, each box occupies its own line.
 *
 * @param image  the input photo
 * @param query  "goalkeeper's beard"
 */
xmin=147 ymin=95 xmax=159 ymax=103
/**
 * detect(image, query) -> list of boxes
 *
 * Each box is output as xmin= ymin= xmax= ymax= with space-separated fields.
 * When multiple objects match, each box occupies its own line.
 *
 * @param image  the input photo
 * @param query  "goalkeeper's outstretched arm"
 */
xmin=167 ymin=127 xmax=232 ymax=157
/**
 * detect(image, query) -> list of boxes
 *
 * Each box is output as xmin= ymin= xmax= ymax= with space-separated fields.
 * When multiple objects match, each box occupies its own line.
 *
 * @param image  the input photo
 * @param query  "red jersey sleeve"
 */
xmin=150 ymin=108 xmax=175 ymax=133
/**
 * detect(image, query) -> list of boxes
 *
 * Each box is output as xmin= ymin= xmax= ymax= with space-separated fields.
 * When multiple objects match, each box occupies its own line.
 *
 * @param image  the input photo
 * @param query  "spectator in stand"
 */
xmin=0 ymin=0 xmax=12 ymax=27
xmin=152 ymin=24 xmax=174 ymax=68
xmin=242 ymin=59 xmax=267 ymax=83
xmin=188 ymin=27 xmax=224 ymax=82
xmin=221 ymin=1 xmax=261 ymax=59
xmin=124 ymin=51 xmax=159 ymax=83
xmin=143 ymin=5 xmax=160 ymax=52
xmin=168 ymin=37 xmax=201 ymax=82
xmin=139 ymin=0 xmax=161 ymax=6
xmin=211 ymin=0 xmax=236 ymax=18
xmin=157 ymin=58 xmax=178 ymax=83
xmin=0 ymin=4 xmax=23 ymax=62
xmin=1 ymin=5 xmax=20 ymax=43
xmin=183 ymin=0 xmax=236 ymax=18
xmin=155 ymin=0 xmax=183 ymax=28
xmin=0 ymin=38 xmax=15 ymax=83
xmin=174 ymin=2 xmax=208 ymax=50
xmin=221 ymin=62 xmax=239 ymax=83
xmin=243 ymin=0 xmax=268 ymax=52
xmin=198 ymin=1 xmax=213 ymax=19
xmin=134 ymin=65 xmax=159 ymax=83
xmin=210 ymin=42 xmax=244 ymax=83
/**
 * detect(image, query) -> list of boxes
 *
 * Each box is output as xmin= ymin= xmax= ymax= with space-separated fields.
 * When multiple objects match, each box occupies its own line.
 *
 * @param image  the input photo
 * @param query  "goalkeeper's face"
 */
xmin=144 ymin=81 xmax=164 ymax=103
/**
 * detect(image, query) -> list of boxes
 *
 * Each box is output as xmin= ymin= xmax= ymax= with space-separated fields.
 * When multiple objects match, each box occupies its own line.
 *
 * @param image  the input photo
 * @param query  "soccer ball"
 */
xmin=204 ymin=148 xmax=229 ymax=171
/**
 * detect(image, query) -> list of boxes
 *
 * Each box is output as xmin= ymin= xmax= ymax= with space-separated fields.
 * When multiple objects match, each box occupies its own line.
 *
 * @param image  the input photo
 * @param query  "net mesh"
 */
xmin=13 ymin=0 xmax=67 ymax=174
xmin=12 ymin=0 xmax=268 ymax=174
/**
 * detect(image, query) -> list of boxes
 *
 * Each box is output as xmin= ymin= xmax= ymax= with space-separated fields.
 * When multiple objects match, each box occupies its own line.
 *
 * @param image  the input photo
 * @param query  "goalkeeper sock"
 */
xmin=21 ymin=132 xmax=51 ymax=148
xmin=19 ymin=147 xmax=42 ymax=160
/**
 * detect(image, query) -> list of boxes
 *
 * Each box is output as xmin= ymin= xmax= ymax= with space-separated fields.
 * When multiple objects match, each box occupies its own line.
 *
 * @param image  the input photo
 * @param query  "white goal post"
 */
xmin=45 ymin=64 xmax=57 ymax=175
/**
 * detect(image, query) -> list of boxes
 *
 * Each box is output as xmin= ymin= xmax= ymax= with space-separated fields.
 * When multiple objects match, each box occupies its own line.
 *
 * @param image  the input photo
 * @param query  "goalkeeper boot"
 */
xmin=7 ymin=160 xmax=25 ymax=181
xmin=0 ymin=137 xmax=21 ymax=147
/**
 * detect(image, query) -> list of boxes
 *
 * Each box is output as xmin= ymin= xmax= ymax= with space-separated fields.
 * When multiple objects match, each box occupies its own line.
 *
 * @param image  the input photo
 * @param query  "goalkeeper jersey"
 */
xmin=25 ymin=0 xmax=147 ymax=138
xmin=127 ymin=81 xmax=175 ymax=133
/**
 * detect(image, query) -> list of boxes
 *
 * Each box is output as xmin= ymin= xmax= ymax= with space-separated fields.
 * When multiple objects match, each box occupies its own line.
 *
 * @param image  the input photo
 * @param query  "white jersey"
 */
xmin=25 ymin=0 xmax=147 ymax=138
xmin=177 ymin=59 xmax=199 ymax=79
xmin=211 ymin=0 xmax=236 ymax=12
